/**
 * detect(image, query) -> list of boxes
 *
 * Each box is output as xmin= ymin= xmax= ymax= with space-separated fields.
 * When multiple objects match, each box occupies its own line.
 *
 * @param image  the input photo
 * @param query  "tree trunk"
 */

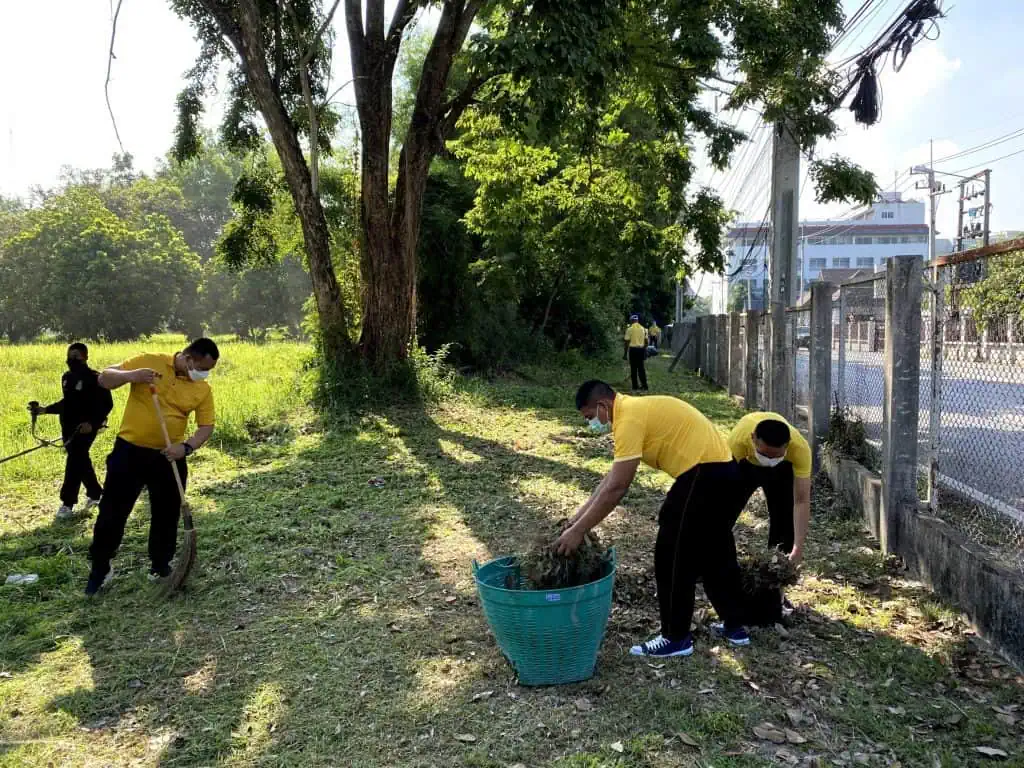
xmin=229 ymin=0 xmax=351 ymax=362
xmin=346 ymin=0 xmax=484 ymax=373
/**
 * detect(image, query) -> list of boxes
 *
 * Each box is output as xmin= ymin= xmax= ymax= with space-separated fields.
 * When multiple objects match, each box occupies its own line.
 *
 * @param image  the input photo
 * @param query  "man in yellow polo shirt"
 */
xmin=623 ymin=314 xmax=649 ymax=392
xmin=557 ymin=380 xmax=749 ymax=658
xmin=84 ymin=338 xmax=219 ymax=596
xmin=727 ymin=412 xmax=812 ymax=613
xmin=649 ymin=321 xmax=661 ymax=349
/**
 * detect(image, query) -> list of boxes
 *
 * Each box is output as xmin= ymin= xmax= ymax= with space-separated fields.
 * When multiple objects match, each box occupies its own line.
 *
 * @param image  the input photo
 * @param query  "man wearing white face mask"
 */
xmin=84 ymin=338 xmax=219 ymax=596
xmin=727 ymin=412 xmax=812 ymax=577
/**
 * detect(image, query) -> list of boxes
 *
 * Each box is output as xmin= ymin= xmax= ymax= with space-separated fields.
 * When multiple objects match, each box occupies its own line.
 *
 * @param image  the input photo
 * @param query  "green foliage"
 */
xmin=201 ymin=256 xmax=309 ymax=342
xmin=824 ymin=396 xmax=880 ymax=472
xmin=728 ymin=282 xmax=749 ymax=312
xmin=312 ymin=341 xmax=457 ymax=414
xmin=0 ymin=188 xmax=200 ymax=341
xmin=0 ymin=146 xmax=309 ymax=344
xmin=811 ymin=155 xmax=881 ymax=207
xmin=962 ymin=249 xmax=1024 ymax=330
xmin=169 ymin=0 xmax=873 ymax=371
xmin=173 ymin=86 xmax=204 ymax=164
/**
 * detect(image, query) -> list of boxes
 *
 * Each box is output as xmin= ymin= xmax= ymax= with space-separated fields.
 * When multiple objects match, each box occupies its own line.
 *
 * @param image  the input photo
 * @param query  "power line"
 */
xmin=933 ymin=127 xmax=1024 ymax=165
xmin=951 ymin=146 xmax=1024 ymax=176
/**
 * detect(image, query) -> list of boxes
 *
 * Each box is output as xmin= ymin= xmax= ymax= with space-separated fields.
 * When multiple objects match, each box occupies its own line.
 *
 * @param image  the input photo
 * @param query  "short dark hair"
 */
xmin=754 ymin=419 xmax=791 ymax=448
xmin=185 ymin=337 xmax=220 ymax=361
xmin=575 ymin=379 xmax=616 ymax=410
xmin=68 ymin=342 xmax=88 ymax=356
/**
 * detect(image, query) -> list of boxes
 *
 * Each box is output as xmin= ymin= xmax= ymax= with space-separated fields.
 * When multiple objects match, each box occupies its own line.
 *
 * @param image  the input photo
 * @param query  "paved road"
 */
xmin=795 ymin=349 xmax=1024 ymax=516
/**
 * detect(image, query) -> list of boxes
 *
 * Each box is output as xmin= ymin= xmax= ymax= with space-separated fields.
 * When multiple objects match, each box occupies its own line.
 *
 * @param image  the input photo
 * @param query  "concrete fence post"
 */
xmin=709 ymin=316 xmax=717 ymax=380
xmin=809 ymin=283 xmax=834 ymax=472
xmin=881 ymin=256 xmax=923 ymax=555
xmin=717 ymin=315 xmax=730 ymax=387
xmin=729 ymin=312 xmax=743 ymax=397
xmin=695 ymin=316 xmax=706 ymax=375
xmin=744 ymin=311 xmax=761 ymax=408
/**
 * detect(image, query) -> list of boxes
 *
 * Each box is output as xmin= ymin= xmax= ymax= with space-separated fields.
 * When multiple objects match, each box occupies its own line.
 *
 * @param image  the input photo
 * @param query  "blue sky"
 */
xmin=2 ymin=0 xmax=1021 ymax=242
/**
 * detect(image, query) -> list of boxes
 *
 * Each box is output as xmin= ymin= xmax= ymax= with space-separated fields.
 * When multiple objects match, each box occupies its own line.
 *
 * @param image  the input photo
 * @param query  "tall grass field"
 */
xmin=0 ymin=335 xmax=311 ymax=486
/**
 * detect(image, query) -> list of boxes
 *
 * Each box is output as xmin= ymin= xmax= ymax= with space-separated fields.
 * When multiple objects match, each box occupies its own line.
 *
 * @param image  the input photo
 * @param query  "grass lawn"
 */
xmin=1 ymin=344 xmax=1022 ymax=767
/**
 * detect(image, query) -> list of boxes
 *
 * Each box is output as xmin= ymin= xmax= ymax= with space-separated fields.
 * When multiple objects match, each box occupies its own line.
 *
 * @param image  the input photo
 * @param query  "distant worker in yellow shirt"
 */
xmin=623 ymin=314 xmax=649 ymax=392
xmin=727 ymin=412 xmax=812 ymax=614
xmin=85 ymin=338 xmax=220 ymax=596
xmin=649 ymin=321 xmax=661 ymax=349
xmin=557 ymin=380 xmax=749 ymax=658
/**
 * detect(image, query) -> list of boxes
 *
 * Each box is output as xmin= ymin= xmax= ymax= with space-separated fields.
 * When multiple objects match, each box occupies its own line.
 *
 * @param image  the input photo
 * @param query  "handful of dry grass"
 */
xmin=514 ymin=519 xmax=610 ymax=590
xmin=738 ymin=549 xmax=799 ymax=595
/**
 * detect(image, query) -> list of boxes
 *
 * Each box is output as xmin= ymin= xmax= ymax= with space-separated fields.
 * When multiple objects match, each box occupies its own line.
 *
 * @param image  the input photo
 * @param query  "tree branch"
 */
xmin=387 ymin=0 xmax=420 ymax=40
xmin=441 ymin=73 xmax=491 ymax=137
xmin=366 ymin=0 xmax=385 ymax=41
xmin=302 ymin=0 xmax=342 ymax=66
xmin=272 ymin=0 xmax=284 ymax=89
xmin=105 ymin=0 xmax=126 ymax=154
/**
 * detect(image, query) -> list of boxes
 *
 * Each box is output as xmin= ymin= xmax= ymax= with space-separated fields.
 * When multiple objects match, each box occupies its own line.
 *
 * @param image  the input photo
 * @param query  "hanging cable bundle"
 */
xmin=849 ymin=64 xmax=880 ymax=126
xmin=837 ymin=0 xmax=944 ymax=126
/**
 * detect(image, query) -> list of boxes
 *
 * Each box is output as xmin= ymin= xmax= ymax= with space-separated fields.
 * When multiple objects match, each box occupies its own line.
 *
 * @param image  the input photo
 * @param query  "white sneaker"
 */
xmin=55 ymin=505 xmax=75 ymax=521
xmin=85 ymin=497 xmax=101 ymax=511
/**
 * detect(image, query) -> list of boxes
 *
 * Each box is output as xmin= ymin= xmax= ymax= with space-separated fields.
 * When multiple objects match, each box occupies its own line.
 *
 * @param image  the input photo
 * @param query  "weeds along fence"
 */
xmin=669 ymin=248 xmax=1024 ymax=668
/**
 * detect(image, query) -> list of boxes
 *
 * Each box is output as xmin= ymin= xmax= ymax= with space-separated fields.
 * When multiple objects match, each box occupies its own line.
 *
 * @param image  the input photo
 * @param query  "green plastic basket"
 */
xmin=472 ymin=548 xmax=616 ymax=686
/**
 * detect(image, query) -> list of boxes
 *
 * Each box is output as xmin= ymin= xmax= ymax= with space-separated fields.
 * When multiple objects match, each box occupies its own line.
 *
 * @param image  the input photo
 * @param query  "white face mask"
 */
xmin=754 ymin=450 xmax=785 ymax=468
xmin=586 ymin=403 xmax=611 ymax=435
xmin=188 ymin=367 xmax=210 ymax=382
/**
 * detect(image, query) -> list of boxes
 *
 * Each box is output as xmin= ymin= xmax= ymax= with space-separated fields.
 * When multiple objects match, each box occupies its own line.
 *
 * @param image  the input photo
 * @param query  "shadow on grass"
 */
xmin=2 ymin=390 xmax=1021 ymax=766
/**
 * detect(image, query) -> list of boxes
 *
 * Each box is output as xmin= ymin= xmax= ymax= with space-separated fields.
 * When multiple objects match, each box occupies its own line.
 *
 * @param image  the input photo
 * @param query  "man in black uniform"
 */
xmin=30 ymin=343 xmax=114 ymax=522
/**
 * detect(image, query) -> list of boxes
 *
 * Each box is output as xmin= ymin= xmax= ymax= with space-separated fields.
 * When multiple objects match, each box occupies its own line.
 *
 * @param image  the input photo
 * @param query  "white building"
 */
xmin=712 ymin=192 xmax=929 ymax=313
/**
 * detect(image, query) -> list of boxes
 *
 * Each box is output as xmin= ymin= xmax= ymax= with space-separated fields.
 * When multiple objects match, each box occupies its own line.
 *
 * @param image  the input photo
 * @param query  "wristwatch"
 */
xmin=182 ymin=443 xmax=195 ymax=457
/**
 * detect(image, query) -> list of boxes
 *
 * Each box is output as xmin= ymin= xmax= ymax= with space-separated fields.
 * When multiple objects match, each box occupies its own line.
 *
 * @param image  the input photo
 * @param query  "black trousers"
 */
xmin=733 ymin=460 xmax=795 ymax=552
xmin=89 ymin=438 xmax=187 ymax=571
xmin=628 ymin=346 xmax=648 ymax=390
xmin=60 ymin=431 xmax=102 ymax=507
xmin=655 ymin=461 xmax=745 ymax=640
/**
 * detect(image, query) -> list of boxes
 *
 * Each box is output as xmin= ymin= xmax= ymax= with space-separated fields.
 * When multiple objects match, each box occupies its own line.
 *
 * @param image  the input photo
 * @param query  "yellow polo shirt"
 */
xmin=624 ymin=323 xmax=647 ymax=348
xmin=727 ymin=411 xmax=811 ymax=479
xmin=649 ymin=324 xmax=660 ymax=339
xmin=117 ymin=353 xmax=215 ymax=449
xmin=612 ymin=394 xmax=732 ymax=478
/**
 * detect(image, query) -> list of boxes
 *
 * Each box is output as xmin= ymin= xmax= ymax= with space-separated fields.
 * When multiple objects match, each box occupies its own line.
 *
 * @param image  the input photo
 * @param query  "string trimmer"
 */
xmin=149 ymin=385 xmax=197 ymax=594
xmin=0 ymin=403 xmax=80 ymax=465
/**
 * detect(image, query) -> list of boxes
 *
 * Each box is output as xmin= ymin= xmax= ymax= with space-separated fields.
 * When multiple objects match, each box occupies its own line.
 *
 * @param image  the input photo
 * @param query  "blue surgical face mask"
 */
xmin=587 ymin=403 xmax=611 ymax=435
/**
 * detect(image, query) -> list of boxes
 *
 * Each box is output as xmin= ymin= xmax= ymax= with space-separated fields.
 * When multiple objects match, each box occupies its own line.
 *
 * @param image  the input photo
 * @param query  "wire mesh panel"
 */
xmin=931 ymin=256 xmax=1024 ymax=573
xmin=793 ymin=307 xmax=811 ymax=419
xmin=834 ymin=275 xmax=887 ymax=445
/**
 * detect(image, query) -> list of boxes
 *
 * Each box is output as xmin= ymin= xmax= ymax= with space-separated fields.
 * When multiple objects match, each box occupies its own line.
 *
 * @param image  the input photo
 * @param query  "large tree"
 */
xmin=170 ymin=0 xmax=873 ymax=372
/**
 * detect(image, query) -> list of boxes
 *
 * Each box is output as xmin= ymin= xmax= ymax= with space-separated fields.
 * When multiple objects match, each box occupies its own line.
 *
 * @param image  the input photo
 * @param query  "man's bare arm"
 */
xmin=98 ymin=365 xmax=159 ymax=390
xmin=791 ymin=476 xmax=812 ymax=562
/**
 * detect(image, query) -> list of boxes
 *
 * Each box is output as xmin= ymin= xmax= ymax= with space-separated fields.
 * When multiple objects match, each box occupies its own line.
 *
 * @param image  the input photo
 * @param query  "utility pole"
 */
xmin=767 ymin=122 xmax=799 ymax=420
xmin=955 ymin=169 xmax=992 ymax=252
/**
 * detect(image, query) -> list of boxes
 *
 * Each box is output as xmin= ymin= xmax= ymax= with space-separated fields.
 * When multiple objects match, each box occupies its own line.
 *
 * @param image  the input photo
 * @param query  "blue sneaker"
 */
xmin=710 ymin=622 xmax=751 ymax=647
xmin=629 ymin=633 xmax=694 ymax=657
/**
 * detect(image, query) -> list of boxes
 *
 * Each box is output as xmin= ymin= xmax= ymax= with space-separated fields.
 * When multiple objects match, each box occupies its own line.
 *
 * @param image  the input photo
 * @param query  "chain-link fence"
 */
xmin=924 ymin=251 xmax=1024 ymax=573
xmin=833 ymin=274 xmax=887 ymax=449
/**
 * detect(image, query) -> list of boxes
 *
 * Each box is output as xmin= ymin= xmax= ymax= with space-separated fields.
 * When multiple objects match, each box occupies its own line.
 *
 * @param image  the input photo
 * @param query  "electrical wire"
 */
xmin=933 ymin=127 xmax=1024 ymax=165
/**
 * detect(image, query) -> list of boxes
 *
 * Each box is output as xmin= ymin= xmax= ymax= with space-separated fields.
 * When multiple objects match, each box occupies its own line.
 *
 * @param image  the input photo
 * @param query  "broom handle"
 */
xmin=149 ymin=385 xmax=187 ymax=502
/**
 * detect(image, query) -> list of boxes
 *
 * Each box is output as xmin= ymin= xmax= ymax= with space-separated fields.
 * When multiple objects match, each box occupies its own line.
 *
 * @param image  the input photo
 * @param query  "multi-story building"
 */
xmin=711 ymin=191 xmax=929 ymax=313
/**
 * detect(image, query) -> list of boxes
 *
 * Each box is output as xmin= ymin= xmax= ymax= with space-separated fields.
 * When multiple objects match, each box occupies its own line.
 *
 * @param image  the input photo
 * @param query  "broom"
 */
xmin=149 ymin=385 xmax=197 ymax=593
